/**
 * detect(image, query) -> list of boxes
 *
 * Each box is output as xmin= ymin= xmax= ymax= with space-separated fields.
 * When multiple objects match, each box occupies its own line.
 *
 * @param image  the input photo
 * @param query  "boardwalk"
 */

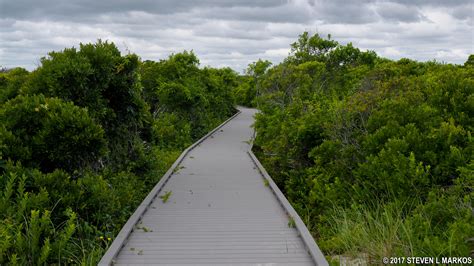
xmin=100 ymin=107 xmax=327 ymax=265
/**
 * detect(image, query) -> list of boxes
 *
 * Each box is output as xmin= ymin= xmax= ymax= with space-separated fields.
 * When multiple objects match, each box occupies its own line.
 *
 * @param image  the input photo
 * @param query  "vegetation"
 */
xmin=159 ymin=191 xmax=172 ymax=203
xmin=233 ymin=59 xmax=272 ymax=107
xmin=1 ymin=32 xmax=472 ymax=264
xmin=0 ymin=41 xmax=237 ymax=264
xmin=246 ymin=32 xmax=473 ymax=261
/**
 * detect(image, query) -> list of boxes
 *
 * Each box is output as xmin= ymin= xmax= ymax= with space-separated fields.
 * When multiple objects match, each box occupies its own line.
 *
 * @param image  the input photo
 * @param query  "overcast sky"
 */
xmin=1 ymin=0 xmax=473 ymax=72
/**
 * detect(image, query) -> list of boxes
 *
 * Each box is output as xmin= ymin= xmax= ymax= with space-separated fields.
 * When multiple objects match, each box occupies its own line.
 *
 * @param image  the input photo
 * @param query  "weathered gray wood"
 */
xmin=100 ymin=107 xmax=328 ymax=265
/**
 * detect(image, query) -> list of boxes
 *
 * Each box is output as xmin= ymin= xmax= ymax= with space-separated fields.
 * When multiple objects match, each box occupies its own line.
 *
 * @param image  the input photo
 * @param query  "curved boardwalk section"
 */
xmin=100 ymin=107 xmax=327 ymax=265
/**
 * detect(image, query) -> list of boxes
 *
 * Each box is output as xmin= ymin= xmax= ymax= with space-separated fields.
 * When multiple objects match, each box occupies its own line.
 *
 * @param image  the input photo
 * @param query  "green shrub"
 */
xmin=26 ymin=41 xmax=146 ymax=124
xmin=0 ymin=68 xmax=29 ymax=104
xmin=25 ymin=41 xmax=151 ymax=167
xmin=140 ymin=51 xmax=236 ymax=139
xmin=152 ymin=113 xmax=192 ymax=149
xmin=0 ymin=172 xmax=76 ymax=265
xmin=1 ymin=95 xmax=106 ymax=173
xmin=320 ymin=177 xmax=473 ymax=259
xmin=233 ymin=60 xmax=272 ymax=107
xmin=250 ymin=32 xmax=474 ymax=256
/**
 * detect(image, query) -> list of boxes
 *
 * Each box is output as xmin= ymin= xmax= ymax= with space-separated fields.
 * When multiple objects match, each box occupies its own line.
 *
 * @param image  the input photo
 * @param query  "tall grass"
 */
xmin=320 ymin=193 xmax=473 ymax=263
xmin=323 ymin=200 xmax=413 ymax=259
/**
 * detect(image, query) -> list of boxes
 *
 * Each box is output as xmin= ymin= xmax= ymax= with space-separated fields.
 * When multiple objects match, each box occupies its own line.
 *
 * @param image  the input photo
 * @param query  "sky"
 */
xmin=0 ymin=0 xmax=473 ymax=72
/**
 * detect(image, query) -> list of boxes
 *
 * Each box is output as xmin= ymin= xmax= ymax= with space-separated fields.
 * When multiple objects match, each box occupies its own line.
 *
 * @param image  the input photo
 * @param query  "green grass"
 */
xmin=319 ymin=195 xmax=473 ymax=261
xmin=159 ymin=191 xmax=172 ymax=203
xmin=136 ymin=224 xmax=153 ymax=232
xmin=288 ymin=216 xmax=296 ymax=228
xmin=322 ymin=201 xmax=408 ymax=260
xmin=263 ymin=178 xmax=269 ymax=187
xmin=172 ymin=166 xmax=185 ymax=174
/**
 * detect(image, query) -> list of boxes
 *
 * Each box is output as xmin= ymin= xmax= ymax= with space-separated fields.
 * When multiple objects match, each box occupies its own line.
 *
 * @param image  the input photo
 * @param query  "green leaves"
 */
xmin=158 ymin=81 xmax=195 ymax=108
xmin=0 ymin=68 xmax=29 ymax=104
xmin=1 ymin=95 xmax=106 ymax=173
xmin=232 ymin=59 xmax=272 ymax=107
xmin=140 ymin=50 xmax=235 ymax=140
xmin=0 ymin=169 xmax=77 ymax=264
xmin=464 ymin=54 xmax=474 ymax=67
xmin=289 ymin=32 xmax=337 ymax=64
xmin=24 ymin=41 xmax=149 ymax=168
xmin=251 ymin=32 xmax=473 ymax=257
xmin=152 ymin=112 xmax=192 ymax=149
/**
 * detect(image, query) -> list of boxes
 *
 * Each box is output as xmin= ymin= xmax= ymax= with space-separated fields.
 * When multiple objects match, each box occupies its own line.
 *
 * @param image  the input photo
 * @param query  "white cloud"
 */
xmin=435 ymin=49 xmax=471 ymax=63
xmin=264 ymin=48 xmax=290 ymax=57
xmin=381 ymin=47 xmax=402 ymax=57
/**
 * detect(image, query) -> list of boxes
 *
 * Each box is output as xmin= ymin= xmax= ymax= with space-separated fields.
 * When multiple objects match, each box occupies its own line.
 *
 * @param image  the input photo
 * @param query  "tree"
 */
xmin=25 ymin=40 xmax=151 ymax=165
xmin=27 ymin=40 xmax=148 ymax=134
xmin=233 ymin=59 xmax=272 ymax=107
xmin=289 ymin=32 xmax=338 ymax=64
xmin=464 ymin=54 xmax=474 ymax=67
xmin=0 ymin=67 xmax=29 ymax=103
xmin=1 ymin=95 xmax=106 ymax=173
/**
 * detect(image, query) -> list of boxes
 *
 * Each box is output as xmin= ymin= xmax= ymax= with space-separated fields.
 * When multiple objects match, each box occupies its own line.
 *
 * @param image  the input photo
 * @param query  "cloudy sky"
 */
xmin=1 ymin=0 xmax=473 ymax=72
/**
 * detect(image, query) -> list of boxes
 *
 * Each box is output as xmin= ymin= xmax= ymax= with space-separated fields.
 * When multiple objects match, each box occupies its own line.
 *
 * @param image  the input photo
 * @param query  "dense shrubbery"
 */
xmin=0 ymin=67 xmax=29 ymax=103
xmin=249 ymin=32 xmax=473 ymax=260
xmin=140 ymin=52 xmax=236 ymax=139
xmin=0 ymin=41 xmax=236 ymax=264
xmin=1 ymin=95 xmax=106 ymax=173
xmin=24 ymin=41 xmax=150 ymax=168
xmin=232 ymin=59 xmax=272 ymax=107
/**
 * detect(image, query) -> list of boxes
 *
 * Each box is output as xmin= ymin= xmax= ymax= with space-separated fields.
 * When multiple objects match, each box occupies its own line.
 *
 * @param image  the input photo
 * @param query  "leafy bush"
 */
xmin=233 ymin=59 xmax=272 ymax=107
xmin=0 ymin=172 xmax=76 ymax=265
xmin=152 ymin=112 xmax=192 ymax=149
xmin=0 ymin=68 xmax=29 ymax=104
xmin=25 ymin=41 xmax=151 ymax=167
xmin=27 ymin=41 xmax=146 ymax=123
xmin=1 ymin=95 xmax=106 ymax=173
xmin=140 ymin=51 xmax=236 ymax=139
xmin=249 ymin=32 xmax=474 ymax=257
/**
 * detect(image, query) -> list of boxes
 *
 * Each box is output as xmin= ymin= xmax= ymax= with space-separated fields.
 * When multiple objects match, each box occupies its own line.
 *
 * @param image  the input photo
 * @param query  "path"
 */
xmin=99 ymin=107 xmax=327 ymax=265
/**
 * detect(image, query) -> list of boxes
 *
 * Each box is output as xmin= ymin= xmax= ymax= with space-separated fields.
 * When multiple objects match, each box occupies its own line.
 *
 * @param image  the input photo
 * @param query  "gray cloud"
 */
xmin=0 ymin=0 xmax=472 ymax=71
xmin=190 ymin=4 xmax=314 ymax=24
xmin=0 ymin=0 xmax=283 ymax=20
xmin=375 ymin=2 xmax=424 ymax=22
xmin=311 ymin=0 xmax=379 ymax=24
xmin=450 ymin=3 xmax=474 ymax=21
xmin=387 ymin=0 xmax=472 ymax=7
